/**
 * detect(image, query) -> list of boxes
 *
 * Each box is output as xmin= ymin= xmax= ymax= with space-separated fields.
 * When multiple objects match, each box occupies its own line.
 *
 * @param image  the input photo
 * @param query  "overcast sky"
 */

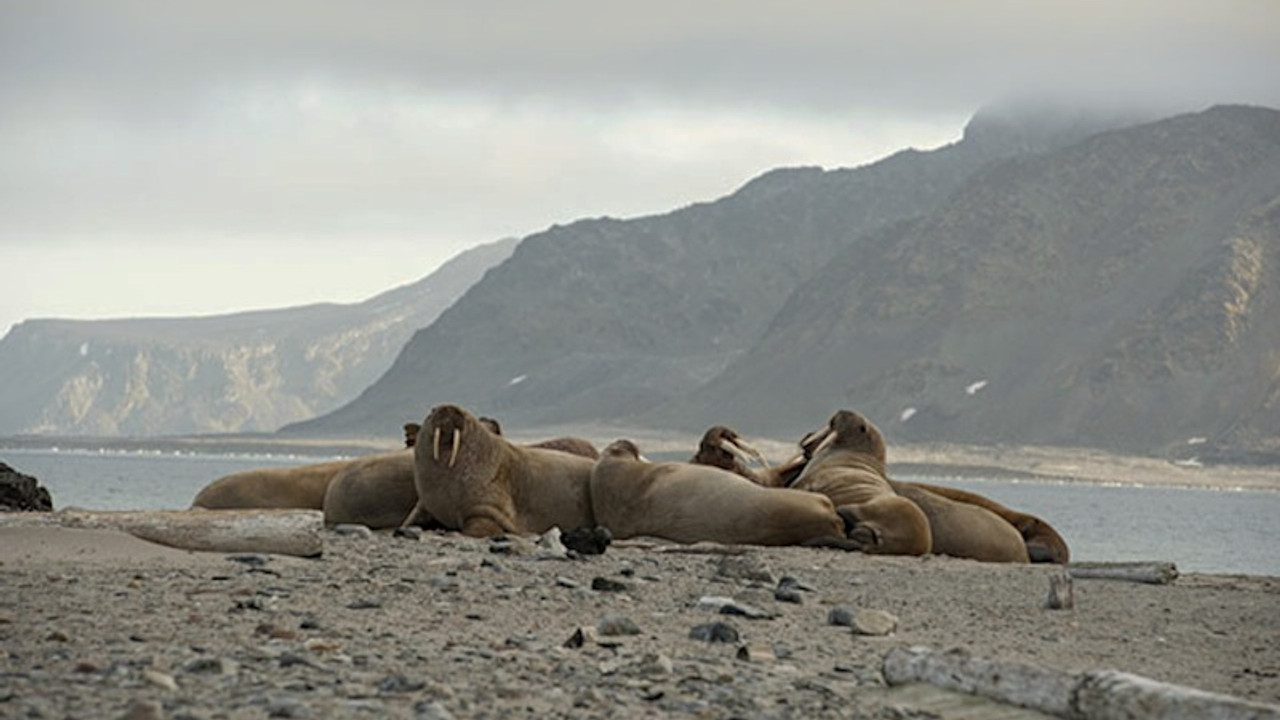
xmin=2 ymin=1 xmax=1277 ymax=336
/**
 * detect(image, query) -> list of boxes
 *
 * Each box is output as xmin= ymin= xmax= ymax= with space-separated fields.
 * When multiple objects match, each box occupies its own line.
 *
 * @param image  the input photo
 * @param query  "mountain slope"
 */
xmin=0 ymin=238 xmax=517 ymax=436
xmin=287 ymin=105 xmax=1131 ymax=436
xmin=658 ymin=105 xmax=1280 ymax=458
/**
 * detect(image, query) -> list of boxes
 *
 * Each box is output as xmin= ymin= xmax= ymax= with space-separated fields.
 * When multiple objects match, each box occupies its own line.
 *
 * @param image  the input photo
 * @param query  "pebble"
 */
xmin=851 ymin=609 xmax=898 ymax=636
xmin=331 ymin=524 xmax=373 ymax=539
xmin=596 ymin=615 xmax=642 ymax=636
xmin=377 ymin=674 xmax=427 ymax=693
xmin=180 ymin=656 xmax=238 ymax=675
xmin=413 ymin=700 xmax=455 ymax=720
xmin=1045 ymin=571 xmax=1075 ymax=610
xmin=120 ymin=699 xmax=163 ymax=720
xmin=554 ymin=576 xmax=580 ymax=589
xmin=736 ymin=645 xmax=776 ymax=663
xmin=346 ymin=598 xmax=383 ymax=610
xmin=141 ymin=669 xmax=178 ymax=691
xmin=627 ymin=652 xmax=673 ymax=677
xmin=689 ymin=622 xmax=740 ymax=643
xmin=266 ymin=697 xmax=310 ymax=718
xmin=714 ymin=555 xmax=775 ymax=584
xmin=718 ymin=601 xmax=776 ymax=620
xmin=828 ymin=605 xmax=856 ymax=627
xmin=561 ymin=526 xmax=612 ymax=555
xmin=393 ymin=526 xmax=423 ymax=540
xmin=488 ymin=536 xmax=536 ymax=556
xmin=534 ymin=527 xmax=569 ymax=558
xmin=590 ymin=576 xmax=629 ymax=592
xmin=774 ymin=587 xmax=804 ymax=604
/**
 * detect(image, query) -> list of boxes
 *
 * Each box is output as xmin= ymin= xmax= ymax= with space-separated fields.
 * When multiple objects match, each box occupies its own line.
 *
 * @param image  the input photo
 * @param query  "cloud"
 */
xmin=1 ymin=0 xmax=1277 ymax=332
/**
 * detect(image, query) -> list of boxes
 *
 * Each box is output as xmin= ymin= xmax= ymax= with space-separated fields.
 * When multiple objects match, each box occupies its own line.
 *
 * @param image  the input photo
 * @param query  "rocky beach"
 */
xmin=2 ymin=518 xmax=1278 ymax=719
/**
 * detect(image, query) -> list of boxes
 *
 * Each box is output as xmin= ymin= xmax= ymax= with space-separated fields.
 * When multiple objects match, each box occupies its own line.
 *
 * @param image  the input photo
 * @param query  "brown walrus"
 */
xmin=192 ymin=458 xmax=354 ymax=510
xmin=690 ymin=425 xmax=806 ymax=488
xmin=892 ymin=481 xmax=1070 ymax=563
xmin=401 ymin=404 xmax=596 ymax=536
xmin=791 ymin=411 xmax=933 ymax=555
xmin=591 ymin=439 xmax=851 ymax=547
xmin=322 ymin=449 xmax=423 ymax=530
xmin=477 ymin=417 xmax=600 ymax=459
xmin=698 ymin=423 xmax=1063 ymax=563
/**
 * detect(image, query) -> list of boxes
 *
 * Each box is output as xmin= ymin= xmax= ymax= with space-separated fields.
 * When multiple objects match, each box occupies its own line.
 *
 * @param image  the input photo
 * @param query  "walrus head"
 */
xmin=804 ymin=410 xmax=888 ymax=464
xmin=403 ymin=423 xmax=421 ymax=448
xmin=691 ymin=425 xmax=770 ymax=475
xmin=419 ymin=404 xmax=503 ymax=480
xmin=602 ymin=439 xmax=643 ymax=461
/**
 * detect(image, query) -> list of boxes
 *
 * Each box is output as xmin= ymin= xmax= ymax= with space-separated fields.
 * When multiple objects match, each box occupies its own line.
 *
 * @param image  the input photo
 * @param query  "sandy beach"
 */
xmin=1 ymin=520 xmax=1277 ymax=719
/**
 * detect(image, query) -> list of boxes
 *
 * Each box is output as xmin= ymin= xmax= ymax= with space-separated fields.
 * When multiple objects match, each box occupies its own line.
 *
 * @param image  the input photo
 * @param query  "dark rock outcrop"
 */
xmin=0 ymin=462 xmax=53 ymax=512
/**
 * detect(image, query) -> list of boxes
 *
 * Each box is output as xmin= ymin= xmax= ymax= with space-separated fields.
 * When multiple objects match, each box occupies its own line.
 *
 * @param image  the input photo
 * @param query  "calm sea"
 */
xmin=4 ymin=448 xmax=1278 ymax=577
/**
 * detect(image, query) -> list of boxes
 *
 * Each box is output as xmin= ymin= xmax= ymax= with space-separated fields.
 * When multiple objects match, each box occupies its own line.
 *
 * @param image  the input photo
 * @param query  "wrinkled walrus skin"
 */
xmin=322 ymin=449 xmax=420 ymax=530
xmin=591 ymin=439 xmax=850 ymax=547
xmin=192 ymin=458 xmax=354 ymax=510
xmin=791 ymin=411 xmax=933 ymax=555
xmin=403 ymin=404 xmax=595 ymax=537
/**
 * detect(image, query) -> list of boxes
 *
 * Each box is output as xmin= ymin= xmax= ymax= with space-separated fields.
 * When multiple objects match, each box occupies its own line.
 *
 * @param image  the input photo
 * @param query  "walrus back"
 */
xmin=591 ymin=460 xmax=844 ymax=546
xmin=323 ymin=450 xmax=416 ymax=529
xmin=193 ymin=459 xmax=352 ymax=510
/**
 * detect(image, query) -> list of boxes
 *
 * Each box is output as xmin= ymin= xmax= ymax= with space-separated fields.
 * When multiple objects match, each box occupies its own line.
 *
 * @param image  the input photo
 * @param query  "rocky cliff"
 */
xmin=0 ymin=238 xmax=516 ymax=436
xmin=659 ymin=105 xmax=1280 ymax=459
xmin=286 ymin=104 xmax=1146 ymax=439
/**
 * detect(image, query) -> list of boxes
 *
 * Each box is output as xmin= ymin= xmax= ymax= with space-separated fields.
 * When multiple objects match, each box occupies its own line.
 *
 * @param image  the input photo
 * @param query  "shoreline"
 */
xmin=1 ymin=523 xmax=1277 ymax=718
xmin=5 ymin=431 xmax=1278 ymax=492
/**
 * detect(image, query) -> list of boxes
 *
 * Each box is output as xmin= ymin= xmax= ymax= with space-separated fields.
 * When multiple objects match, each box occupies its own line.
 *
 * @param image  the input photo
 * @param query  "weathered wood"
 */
xmin=1075 ymin=669 xmax=1280 ymax=720
xmin=55 ymin=509 xmax=324 ymax=557
xmin=883 ymin=645 xmax=1076 ymax=717
xmin=1044 ymin=571 xmax=1074 ymax=609
xmin=883 ymin=646 xmax=1280 ymax=720
xmin=1067 ymin=561 xmax=1179 ymax=584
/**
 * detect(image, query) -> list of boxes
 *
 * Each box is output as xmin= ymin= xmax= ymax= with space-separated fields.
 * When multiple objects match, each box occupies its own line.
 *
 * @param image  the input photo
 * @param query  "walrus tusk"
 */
xmin=806 ymin=428 xmax=837 ymax=458
xmin=739 ymin=440 xmax=771 ymax=470
xmin=433 ymin=427 xmax=441 ymax=462
xmin=719 ymin=438 xmax=756 ymax=466
xmin=448 ymin=428 xmax=461 ymax=468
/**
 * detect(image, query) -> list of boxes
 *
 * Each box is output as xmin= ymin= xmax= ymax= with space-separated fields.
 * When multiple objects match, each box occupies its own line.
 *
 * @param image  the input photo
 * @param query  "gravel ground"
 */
xmin=1 ymin=525 xmax=1278 ymax=719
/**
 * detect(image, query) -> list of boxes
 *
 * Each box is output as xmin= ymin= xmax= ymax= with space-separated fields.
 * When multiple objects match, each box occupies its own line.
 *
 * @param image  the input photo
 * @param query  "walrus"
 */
xmin=402 ymin=404 xmax=596 ymax=537
xmin=322 ymin=448 xmax=426 ymax=530
xmin=891 ymin=481 xmax=1070 ymax=563
xmin=791 ymin=411 xmax=933 ymax=555
xmin=690 ymin=425 xmax=806 ymax=488
xmin=477 ymin=417 xmax=600 ymax=459
xmin=403 ymin=423 xmax=421 ymax=448
xmin=591 ymin=439 xmax=851 ymax=547
xmin=191 ymin=458 xmax=354 ymax=510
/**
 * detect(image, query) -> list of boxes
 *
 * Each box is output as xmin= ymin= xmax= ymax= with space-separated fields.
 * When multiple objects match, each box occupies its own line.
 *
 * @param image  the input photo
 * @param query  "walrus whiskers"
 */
xmin=449 ymin=429 xmax=461 ymax=468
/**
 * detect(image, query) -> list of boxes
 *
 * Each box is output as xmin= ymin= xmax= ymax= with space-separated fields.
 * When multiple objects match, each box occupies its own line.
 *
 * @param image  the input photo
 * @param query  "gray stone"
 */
xmin=393 ymin=526 xmax=423 ymax=540
xmin=120 ymin=699 xmax=163 ymax=720
xmin=331 ymin=524 xmax=373 ymax=539
xmin=689 ymin=622 xmax=739 ymax=643
xmin=714 ymin=555 xmax=774 ymax=584
xmin=596 ymin=616 xmax=642 ymax=636
xmin=413 ymin=700 xmax=455 ymax=720
xmin=828 ymin=605 xmax=856 ymax=627
xmin=591 ymin=576 xmax=630 ymax=592
xmin=718 ymin=601 xmax=776 ymax=620
xmin=851 ymin=609 xmax=898 ymax=636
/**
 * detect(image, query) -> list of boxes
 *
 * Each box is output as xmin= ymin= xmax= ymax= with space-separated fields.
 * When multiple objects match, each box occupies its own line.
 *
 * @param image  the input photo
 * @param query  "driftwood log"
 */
xmin=1066 ymin=561 xmax=1179 ymax=584
xmin=883 ymin=645 xmax=1280 ymax=720
xmin=0 ymin=509 xmax=324 ymax=557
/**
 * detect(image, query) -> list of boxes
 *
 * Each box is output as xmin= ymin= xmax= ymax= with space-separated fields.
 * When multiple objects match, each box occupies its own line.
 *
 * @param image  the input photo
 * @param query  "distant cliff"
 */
xmin=0 ymin=238 xmax=517 ymax=436
xmin=287 ymin=103 xmax=1148 ymax=439
xmin=657 ymin=105 xmax=1280 ymax=460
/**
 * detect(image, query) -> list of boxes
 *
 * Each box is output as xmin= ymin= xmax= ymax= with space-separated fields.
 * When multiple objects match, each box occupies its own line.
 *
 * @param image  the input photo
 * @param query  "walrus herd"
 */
xmin=192 ymin=404 xmax=1070 ymax=564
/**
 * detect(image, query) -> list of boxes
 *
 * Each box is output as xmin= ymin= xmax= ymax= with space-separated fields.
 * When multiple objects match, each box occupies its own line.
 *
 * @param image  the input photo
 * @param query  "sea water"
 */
xmin=3 ymin=448 xmax=1278 ymax=577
